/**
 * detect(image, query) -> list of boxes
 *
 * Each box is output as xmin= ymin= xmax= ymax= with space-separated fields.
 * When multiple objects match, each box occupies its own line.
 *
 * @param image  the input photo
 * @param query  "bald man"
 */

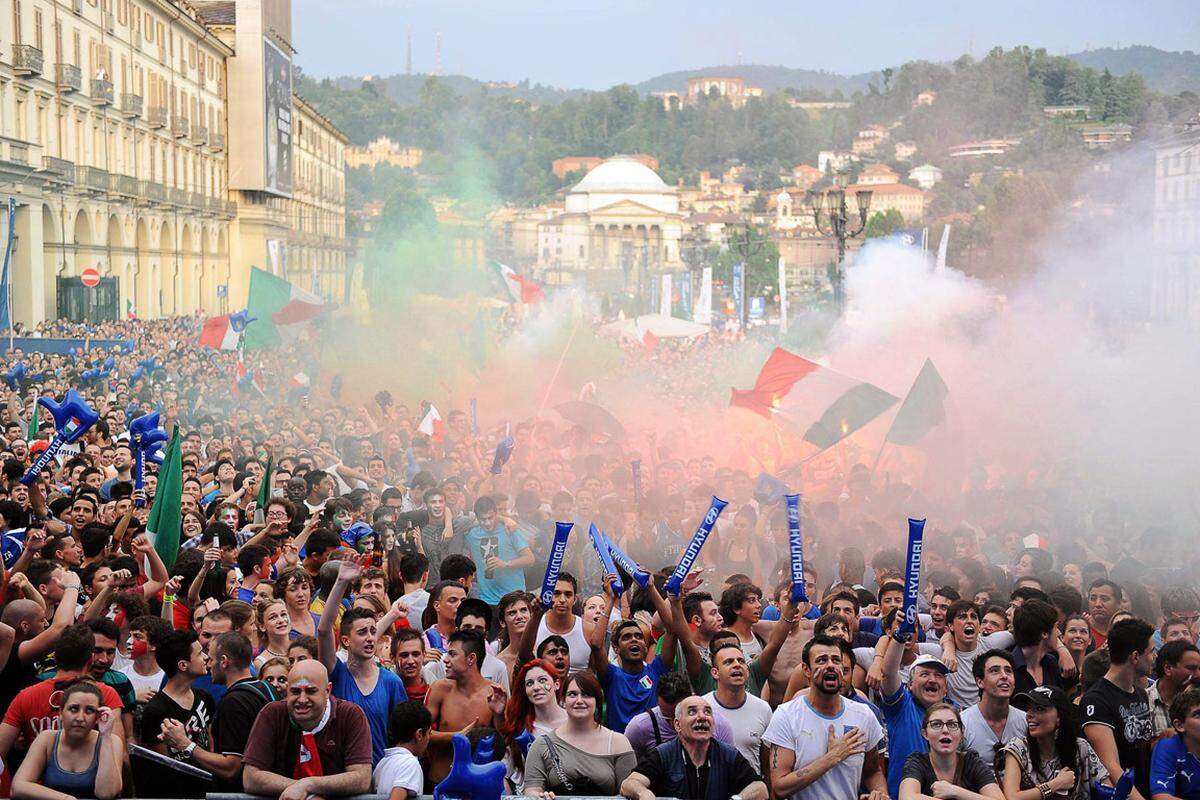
xmin=242 ymin=660 xmax=373 ymax=800
xmin=0 ymin=593 xmax=70 ymax=713
xmin=622 ymin=695 xmax=768 ymax=800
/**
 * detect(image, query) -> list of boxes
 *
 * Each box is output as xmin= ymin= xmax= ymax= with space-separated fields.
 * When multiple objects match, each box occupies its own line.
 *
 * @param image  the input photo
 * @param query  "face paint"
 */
xmin=291 ymin=678 xmax=314 ymax=688
xmin=131 ymin=639 xmax=150 ymax=658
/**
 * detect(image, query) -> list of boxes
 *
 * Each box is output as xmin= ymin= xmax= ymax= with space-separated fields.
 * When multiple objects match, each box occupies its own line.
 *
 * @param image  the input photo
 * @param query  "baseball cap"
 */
xmin=1016 ymin=685 xmax=1066 ymax=709
xmin=910 ymin=654 xmax=951 ymax=674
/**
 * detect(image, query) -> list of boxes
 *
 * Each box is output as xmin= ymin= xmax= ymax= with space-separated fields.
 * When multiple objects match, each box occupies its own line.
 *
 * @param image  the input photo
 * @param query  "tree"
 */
xmin=864 ymin=208 xmax=905 ymax=238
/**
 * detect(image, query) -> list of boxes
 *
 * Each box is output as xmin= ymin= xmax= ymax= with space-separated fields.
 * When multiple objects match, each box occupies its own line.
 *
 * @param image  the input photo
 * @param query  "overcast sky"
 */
xmin=293 ymin=0 xmax=1199 ymax=88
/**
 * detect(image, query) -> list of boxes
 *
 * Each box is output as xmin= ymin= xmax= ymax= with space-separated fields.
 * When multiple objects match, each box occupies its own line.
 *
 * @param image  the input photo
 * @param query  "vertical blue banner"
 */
xmin=786 ymin=493 xmax=807 ymax=602
xmin=680 ymin=271 xmax=693 ymax=320
xmin=897 ymin=518 xmax=927 ymax=636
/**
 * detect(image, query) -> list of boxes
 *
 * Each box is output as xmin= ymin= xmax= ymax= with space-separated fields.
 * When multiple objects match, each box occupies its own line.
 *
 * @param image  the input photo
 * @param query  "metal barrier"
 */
xmin=6 ymin=337 xmax=132 ymax=354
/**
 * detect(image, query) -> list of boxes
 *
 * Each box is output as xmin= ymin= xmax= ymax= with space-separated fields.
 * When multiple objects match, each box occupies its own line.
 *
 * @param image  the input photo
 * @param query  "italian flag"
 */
xmin=730 ymin=347 xmax=898 ymax=451
xmin=126 ymin=299 xmax=136 ymax=320
xmin=244 ymin=267 xmax=325 ymax=350
xmin=418 ymin=405 xmax=445 ymax=443
xmin=496 ymin=262 xmax=544 ymax=304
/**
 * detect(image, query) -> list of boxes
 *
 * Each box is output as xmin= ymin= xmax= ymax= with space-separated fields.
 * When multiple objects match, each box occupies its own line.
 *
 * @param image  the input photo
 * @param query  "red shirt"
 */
xmin=3 ymin=676 xmax=123 ymax=746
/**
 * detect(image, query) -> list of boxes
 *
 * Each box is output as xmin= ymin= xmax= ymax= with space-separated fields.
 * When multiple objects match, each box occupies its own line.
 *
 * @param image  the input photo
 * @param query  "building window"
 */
xmin=13 ymin=2 xmax=22 ymax=46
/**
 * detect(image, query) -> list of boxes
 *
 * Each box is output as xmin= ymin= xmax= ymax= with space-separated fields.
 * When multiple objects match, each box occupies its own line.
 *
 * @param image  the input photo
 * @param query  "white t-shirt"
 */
xmin=961 ymin=703 xmax=1027 ymax=766
xmin=373 ymin=746 xmax=423 ymax=797
xmin=946 ymin=631 xmax=1015 ymax=707
xmin=120 ymin=664 xmax=165 ymax=695
xmin=762 ymin=694 xmax=884 ymax=800
xmin=399 ymin=589 xmax=429 ymax=629
xmin=703 ymin=690 xmax=774 ymax=772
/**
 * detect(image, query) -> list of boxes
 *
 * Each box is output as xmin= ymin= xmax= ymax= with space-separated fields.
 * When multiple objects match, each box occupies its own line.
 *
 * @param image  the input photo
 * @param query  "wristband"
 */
xmin=163 ymin=594 xmax=176 ymax=603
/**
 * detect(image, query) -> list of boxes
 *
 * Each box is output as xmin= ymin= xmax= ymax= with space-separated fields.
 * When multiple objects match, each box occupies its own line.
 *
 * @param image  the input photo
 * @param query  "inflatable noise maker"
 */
xmin=589 ymin=524 xmax=624 ymax=597
xmin=128 ymin=411 xmax=168 ymax=508
xmin=897 ymin=517 xmax=927 ymax=637
xmin=664 ymin=495 xmax=728 ymax=596
xmin=538 ymin=522 xmax=573 ymax=609
xmin=20 ymin=389 xmax=100 ymax=486
xmin=786 ymin=493 xmax=808 ymax=603
xmin=433 ymin=733 xmax=506 ymax=800
xmin=131 ymin=357 xmax=158 ymax=385
xmin=4 ymin=363 xmax=26 ymax=391
xmin=489 ymin=435 xmax=515 ymax=475
xmin=604 ymin=532 xmax=651 ymax=589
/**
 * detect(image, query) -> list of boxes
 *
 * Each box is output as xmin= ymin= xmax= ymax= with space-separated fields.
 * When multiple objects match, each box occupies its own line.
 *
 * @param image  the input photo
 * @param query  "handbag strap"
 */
xmin=544 ymin=734 xmax=574 ymax=792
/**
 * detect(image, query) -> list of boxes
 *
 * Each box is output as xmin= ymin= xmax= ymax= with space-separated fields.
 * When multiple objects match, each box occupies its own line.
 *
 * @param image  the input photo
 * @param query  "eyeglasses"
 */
xmin=926 ymin=720 xmax=961 ymax=732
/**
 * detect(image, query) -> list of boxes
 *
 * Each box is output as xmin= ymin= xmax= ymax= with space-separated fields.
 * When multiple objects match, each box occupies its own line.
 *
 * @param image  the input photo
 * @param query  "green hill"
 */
xmin=1066 ymin=46 xmax=1200 ymax=95
xmin=634 ymin=64 xmax=878 ymax=98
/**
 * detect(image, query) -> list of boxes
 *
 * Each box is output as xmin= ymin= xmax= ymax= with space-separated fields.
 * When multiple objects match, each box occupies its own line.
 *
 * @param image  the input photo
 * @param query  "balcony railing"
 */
xmin=147 ymin=106 xmax=167 ymax=129
xmin=190 ymin=125 xmax=208 ymax=146
xmin=57 ymin=63 xmax=82 ymax=93
xmin=42 ymin=155 xmax=74 ymax=178
xmin=115 ymin=175 xmax=139 ymax=197
xmin=13 ymin=45 xmax=44 ymax=76
xmin=210 ymin=133 xmax=226 ymax=152
xmin=171 ymin=116 xmax=189 ymax=139
xmin=120 ymin=93 xmax=143 ymax=118
xmin=190 ymin=192 xmax=208 ymax=210
xmin=138 ymin=180 xmax=166 ymax=204
xmin=76 ymin=166 xmax=110 ymax=193
xmin=169 ymin=187 xmax=189 ymax=206
xmin=91 ymin=79 xmax=114 ymax=106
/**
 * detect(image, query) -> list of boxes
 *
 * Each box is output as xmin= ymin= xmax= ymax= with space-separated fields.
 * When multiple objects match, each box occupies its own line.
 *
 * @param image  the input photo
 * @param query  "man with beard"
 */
xmin=242 ymin=660 xmax=373 ymax=799
xmin=621 ymin=695 xmax=766 ymax=800
xmin=317 ymin=558 xmax=408 ymax=765
xmin=764 ymin=635 xmax=888 ymax=800
xmin=881 ymin=623 xmax=953 ymax=798
xmin=961 ymin=649 xmax=1027 ymax=764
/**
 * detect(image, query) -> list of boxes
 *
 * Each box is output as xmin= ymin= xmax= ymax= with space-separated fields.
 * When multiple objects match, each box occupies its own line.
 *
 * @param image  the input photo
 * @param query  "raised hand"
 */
xmin=680 ymin=569 xmax=704 ymax=594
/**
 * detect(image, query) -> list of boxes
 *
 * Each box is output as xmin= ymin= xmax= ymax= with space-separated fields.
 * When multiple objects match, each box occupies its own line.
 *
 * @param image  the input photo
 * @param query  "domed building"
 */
xmin=538 ymin=156 xmax=685 ymax=288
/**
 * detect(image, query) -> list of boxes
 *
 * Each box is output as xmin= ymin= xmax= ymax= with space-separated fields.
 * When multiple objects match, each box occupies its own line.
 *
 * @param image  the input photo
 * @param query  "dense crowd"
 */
xmin=0 ymin=314 xmax=1195 ymax=800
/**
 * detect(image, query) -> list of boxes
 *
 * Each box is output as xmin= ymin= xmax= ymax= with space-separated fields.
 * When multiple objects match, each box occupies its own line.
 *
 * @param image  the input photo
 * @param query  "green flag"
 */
xmin=257 ymin=455 xmax=273 ymax=509
xmin=148 ymin=425 xmax=183 ymax=571
xmin=26 ymin=398 xmax=39 ymax=440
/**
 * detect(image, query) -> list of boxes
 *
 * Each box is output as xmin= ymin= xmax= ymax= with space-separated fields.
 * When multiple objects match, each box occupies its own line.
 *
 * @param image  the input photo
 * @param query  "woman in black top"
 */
xmin=899 ymin=703 xmax=1005 ymax=800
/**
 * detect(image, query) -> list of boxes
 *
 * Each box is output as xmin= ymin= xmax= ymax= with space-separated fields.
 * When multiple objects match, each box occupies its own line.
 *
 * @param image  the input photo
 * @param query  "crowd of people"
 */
xmin=0 ymin=313 xmax=1195 ymax=800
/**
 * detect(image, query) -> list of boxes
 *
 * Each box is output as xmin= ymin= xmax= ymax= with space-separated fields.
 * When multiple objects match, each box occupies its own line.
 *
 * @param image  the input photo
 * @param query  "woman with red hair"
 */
xmin=504 ymin=658 xmax=567 ymax=738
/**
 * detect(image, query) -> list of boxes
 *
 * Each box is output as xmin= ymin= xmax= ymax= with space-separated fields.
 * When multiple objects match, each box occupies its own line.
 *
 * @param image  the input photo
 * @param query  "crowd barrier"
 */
xmin=6 ymin=336 xmax=132 ymax=354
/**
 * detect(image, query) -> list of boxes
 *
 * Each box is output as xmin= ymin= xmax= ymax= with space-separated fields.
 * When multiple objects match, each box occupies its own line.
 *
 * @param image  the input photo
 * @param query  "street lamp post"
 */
xmin=733 ymin=223 xmax=764 ymax=330
xmin=807 ymin=174 xmax=872 ymax=313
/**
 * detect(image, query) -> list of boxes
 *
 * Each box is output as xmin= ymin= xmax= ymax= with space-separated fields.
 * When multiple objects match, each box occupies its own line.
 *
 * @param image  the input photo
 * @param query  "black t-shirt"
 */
xmin=139 ymin=687 xmax=215 ymax=796
xmin=0 ymin=646 xmax=39 ymax=714
xmin=213 ymin=678 xmax=276 ymax=792
xmin=901 ymin=751 xmax=997 ymax=794
xmin=1082 ymin=677 xmax=1154 ymax=798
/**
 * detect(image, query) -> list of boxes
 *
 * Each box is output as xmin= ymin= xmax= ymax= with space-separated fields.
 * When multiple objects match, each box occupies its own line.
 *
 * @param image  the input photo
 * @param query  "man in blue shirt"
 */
xmin=1150 ymin=687 xmax=1200 ymax=800
xmin=463 ymin=497 xmax=533 ymax=604
xmin=318 ymin=557 xmax=408 ymax=765
xmin=879 ymin=620 xmax=952 ymax=799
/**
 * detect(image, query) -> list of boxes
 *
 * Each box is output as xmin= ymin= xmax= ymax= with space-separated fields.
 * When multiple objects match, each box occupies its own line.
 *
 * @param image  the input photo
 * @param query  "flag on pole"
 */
xmin=418 ymin=405 xmax=445 ymax=442
xmin=731 ymin=347 xmax=898 ymax=450
xmin=257 ymin=455 xmax=273 ymax=509
xmin=147 ymin=426 xmax=182 ymax=571
xmin=198 ymin=309 xmax=255 ymax=350
xmin=496 ymin=262 xmax=545 ymax=304
xmin=26 ymin=397 xmax=39 ymax=440
xmin=244 ymin=267 xmax=326 ymax=350
xmin=885 ymin=358 xmax=949 ymax=445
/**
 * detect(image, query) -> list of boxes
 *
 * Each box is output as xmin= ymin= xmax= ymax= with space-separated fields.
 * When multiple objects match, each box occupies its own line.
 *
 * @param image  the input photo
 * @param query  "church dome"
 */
xmin=573 ymin=157 xmax=668 ymax=193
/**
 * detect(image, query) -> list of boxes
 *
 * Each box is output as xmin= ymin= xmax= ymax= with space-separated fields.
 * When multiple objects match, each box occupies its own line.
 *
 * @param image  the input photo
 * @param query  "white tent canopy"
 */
xmin=599 ymin=313 xmax=709 ymax=341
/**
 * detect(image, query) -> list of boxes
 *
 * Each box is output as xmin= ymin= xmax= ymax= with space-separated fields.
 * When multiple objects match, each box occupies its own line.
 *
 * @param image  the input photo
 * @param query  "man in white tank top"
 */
xmin=531 ymin=573 xmax=594 ymax=675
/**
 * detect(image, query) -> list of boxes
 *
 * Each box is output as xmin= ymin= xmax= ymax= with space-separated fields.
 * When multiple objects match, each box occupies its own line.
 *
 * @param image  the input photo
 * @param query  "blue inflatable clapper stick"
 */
xmin=664 ymin=495 xmax=728 ymax=596
xmin=128 ymin=409 xmax=168 ymax=508
xmin=433 ymin=733 xmax=506 ymax=800
xmin=538 ymin=522 xmax=573 ymax=609
xmin=471 ymin=734 xmax=495 ymax=764
xmin=631 ymin=460 xmax=643 ymax=504
xmin=897 ymin=518 xmax=927 ymax=637
xmin=489 ymin=435 xmax=514 ymax=475
xmin=589 ymin=524 xmax=624 ymax=598
xmin=604 ymin=534 xmax=651 ymax=588
xmin=469 ymin=398 xmax=478 ymax=435
xmin=20 ymin=389 xmax=100 ymax=486
xmin=786 ymin=493 xmax=807 ymax=602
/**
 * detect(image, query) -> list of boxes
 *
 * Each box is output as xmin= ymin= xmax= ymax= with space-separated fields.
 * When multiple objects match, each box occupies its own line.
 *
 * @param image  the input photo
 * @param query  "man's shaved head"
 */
xmin=1 ymin=599 xmax=45 ymax=635
xmin=286 ymin=659 xmax=332 ymax=730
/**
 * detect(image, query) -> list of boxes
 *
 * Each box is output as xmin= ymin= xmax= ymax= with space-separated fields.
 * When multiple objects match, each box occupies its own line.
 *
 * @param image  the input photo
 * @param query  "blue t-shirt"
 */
xmin=464 ymin=524 xmax=528 ymax=604
xmin=1 ymin=529 xmax=26 ymax=569
xmin=1151 ymin=733 xmax=1200 ymax=799
xmin=598 ymin=656 xmax=668 ymax=731
xmin=331 ymin=659 xmax=408 ymax=765
xmin=881 ymin=685 xmax=931 ymax=799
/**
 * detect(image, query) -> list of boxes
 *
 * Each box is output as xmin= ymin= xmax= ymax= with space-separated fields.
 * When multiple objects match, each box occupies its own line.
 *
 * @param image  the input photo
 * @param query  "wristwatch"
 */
xmin=181 ymin=741 xmax=197 ymax=759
